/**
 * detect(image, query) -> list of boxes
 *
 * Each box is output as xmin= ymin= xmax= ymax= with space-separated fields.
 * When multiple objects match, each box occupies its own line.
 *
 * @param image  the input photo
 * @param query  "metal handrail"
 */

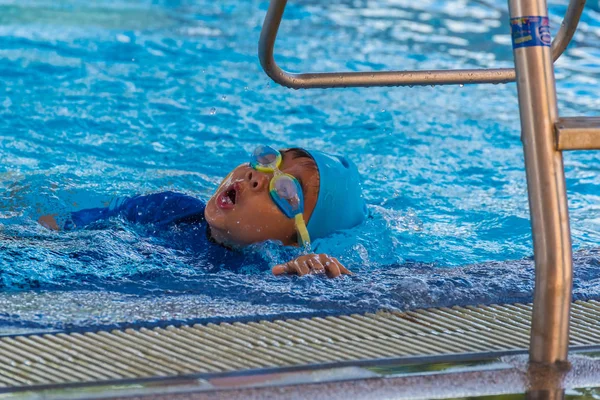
xmin=257 ymin=0 xmax=600 ymax=368
xmin=552 ymin=0 xmax=586 ymax=61
xmin=259 ymin=0 xmax=586 ymax=89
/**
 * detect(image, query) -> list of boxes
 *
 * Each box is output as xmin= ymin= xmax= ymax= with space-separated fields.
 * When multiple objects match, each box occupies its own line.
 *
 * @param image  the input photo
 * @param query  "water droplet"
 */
xmin=138 ymin=212 xmax=142 ymax=216
xmin=244 ymin=86 xmax=249 ymax=91
xmin=266 ymin=82 xmax=271 ymax=88
xmin=381 ymin=109 xmax=385 ymax=112
xmin=431 ymin=85 xmax=435 ymax=88
xmin=459 ymin=84 xmax=464 ymax=88
xmin=116 ymin=34 xmax=131 ymax=43
xmin=408 ymin=85 xmax=414 ymax=88
xmin=221 ymin=95 xmax=227 ymax=100
xmin=209 ymin=107 xmax=216 ymax=115
xmin=202 ymin=69 xmax=206 ymax=74
xmin=131 ymin=58 xmax=135 ymax=62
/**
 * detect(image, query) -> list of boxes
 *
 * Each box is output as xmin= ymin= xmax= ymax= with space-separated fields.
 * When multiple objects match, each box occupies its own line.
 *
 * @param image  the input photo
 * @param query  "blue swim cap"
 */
xmin=304 ymin=149 xmax=367 ymax=240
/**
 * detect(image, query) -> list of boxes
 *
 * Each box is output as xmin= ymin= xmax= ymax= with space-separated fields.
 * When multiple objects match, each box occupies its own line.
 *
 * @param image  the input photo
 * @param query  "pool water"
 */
xmin=1 ymin=0 xmax=600 ymax=333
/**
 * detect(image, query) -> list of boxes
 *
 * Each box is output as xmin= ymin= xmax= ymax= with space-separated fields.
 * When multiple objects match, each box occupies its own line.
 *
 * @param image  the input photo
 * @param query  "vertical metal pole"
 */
xmin=527 ymin=390 xmax=565 ymax=400
xmin=508 ymin=0 xmax=573 ymax=364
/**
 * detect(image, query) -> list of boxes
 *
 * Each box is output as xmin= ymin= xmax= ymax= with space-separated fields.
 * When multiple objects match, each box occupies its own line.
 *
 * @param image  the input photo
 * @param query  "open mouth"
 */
xmin=217 ymin=183 xmax=239 ymax=209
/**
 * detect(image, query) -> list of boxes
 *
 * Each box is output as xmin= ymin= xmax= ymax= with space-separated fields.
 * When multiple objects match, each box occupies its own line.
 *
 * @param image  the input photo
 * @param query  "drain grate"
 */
xmin=1 ymin=300 xmax=600 ymax=388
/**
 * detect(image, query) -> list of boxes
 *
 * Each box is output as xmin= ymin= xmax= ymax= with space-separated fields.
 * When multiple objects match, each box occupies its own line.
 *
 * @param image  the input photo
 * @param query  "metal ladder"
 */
xmin=259 ymin=0 xmax=600 ymax=366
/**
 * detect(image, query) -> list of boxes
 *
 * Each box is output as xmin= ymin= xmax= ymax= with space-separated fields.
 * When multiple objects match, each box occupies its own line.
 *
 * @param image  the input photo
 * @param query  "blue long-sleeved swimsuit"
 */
xmin=65 ymin=191 xmax=206 ymax=231
xmin=63 ymin=191 xmax=266 ymax=271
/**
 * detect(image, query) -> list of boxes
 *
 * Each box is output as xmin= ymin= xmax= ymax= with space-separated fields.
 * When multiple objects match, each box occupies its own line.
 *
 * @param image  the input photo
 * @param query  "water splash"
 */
xmin=1 ymin=0 xmax=599 ymax=332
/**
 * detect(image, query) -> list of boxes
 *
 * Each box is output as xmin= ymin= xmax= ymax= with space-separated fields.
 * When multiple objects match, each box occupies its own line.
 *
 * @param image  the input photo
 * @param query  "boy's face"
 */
xmin=204 ymin=150 xmax=319 ymax=248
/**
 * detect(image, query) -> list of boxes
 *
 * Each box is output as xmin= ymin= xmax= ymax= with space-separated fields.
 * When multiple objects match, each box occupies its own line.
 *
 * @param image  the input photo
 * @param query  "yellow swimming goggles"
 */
xmin=250 ymin=145 xmax=311 ymax=247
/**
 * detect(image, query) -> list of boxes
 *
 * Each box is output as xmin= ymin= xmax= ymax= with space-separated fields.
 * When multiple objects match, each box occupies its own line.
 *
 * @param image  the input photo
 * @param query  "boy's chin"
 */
xmin=208 ymin=226 xmax=245 ymax=249
xmin=204 ymin=200 xmax=224 ymax=226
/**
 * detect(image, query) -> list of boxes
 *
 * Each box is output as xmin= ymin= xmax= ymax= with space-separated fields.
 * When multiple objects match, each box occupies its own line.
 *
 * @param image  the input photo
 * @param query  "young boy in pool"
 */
xmin=38 ymin=145 xmax=367 ymax=278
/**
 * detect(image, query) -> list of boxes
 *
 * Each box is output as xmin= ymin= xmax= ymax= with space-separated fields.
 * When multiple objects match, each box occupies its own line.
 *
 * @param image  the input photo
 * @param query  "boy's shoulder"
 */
xmin=62 ymin=191 xmax=206 ymax=231
xmin=120 ymin=191 xmax=206 ymax=223
xmin=126 ymin=190 xmax=203 ymax=206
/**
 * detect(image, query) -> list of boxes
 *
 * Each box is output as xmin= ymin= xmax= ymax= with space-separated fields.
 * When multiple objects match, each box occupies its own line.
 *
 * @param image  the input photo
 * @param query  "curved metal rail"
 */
xmin=552 ymin=0 xmax=586 ymax=61
xmin=259 ymin=0 xmax=586 ymax=89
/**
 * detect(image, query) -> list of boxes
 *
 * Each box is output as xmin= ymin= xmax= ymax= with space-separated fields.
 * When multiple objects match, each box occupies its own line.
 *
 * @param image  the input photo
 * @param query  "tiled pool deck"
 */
xmin=2 ymin=300 xmax=600 ymax=399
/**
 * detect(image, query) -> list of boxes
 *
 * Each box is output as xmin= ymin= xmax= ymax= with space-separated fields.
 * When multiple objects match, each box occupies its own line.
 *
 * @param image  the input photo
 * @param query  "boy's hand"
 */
xmin=272 ymin=254 xmax=351 ymax=278
xmin=38 ymin=214 xmax=59 ymax=231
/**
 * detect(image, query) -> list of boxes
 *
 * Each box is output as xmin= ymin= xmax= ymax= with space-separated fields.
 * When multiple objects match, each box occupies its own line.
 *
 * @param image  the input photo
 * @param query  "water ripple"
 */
xmin=0 ymin=0 xmax=599 ymax=331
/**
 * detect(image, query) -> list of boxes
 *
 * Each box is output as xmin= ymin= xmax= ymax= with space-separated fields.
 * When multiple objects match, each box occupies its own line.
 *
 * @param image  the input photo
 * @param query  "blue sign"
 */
xmin=511 ymin=16 xmax=551 ymax=49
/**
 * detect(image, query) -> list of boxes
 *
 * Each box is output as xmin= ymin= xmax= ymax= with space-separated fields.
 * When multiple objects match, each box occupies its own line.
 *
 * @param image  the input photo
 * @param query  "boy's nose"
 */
xmin=245 ymin=169 xmax=268 ymax=192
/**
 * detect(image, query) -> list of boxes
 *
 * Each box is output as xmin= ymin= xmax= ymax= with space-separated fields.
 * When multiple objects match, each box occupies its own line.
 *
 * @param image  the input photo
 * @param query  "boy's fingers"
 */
xmin=324 ymin=260 xmax=341 ymax=278
xmin=298 ymin=260 xmax=310 ymax=276
xmin=287 ymin=260 xmax=309 ymax=276
xmin=317 ymin=254 xmax=329 ymax=264
xmin=286 ymin=262 xmax=299 ymax=275
xmin=332 ymin=257 xmax=351 ymax=275
xmin=272 ymin=264 xmax=287 ymax=275
xmin=273 ymin=260 xmax=313 ymax=276
xmin=273 ymin=255 xmax=348 ymax=278
xmin=307 ymin=258 xmax=325 ymax=273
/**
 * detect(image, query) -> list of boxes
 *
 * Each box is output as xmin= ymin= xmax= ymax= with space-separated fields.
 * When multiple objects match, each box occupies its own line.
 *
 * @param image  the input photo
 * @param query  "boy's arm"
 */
xmin=38 ymin=203 xmax=122 ymax=231
xmin=100 ymin=191 xmax=205 ymax=227
xmin=39 ymin=191 xmax=205 ymax=231
xmin=272 ymin=254 xmax=351 ymax=278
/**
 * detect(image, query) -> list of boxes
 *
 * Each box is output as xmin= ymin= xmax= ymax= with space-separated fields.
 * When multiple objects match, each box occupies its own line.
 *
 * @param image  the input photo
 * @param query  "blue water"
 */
xmin=1 ymin=0 xmax=600 ymax=333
